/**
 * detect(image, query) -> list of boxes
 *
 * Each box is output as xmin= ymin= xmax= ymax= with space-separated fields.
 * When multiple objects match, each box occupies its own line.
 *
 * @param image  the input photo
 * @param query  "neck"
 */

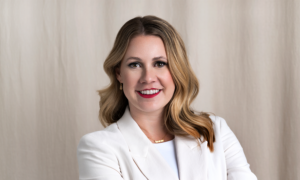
xmin=128 ymin=104 xmax=174 ymax=142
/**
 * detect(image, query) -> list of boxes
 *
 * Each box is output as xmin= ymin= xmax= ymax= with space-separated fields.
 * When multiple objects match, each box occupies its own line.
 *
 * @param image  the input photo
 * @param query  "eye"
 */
xmin=155 ymin=61 xmax=167 ymax=68
xmin=128 ymin=62 xmax=141 ymax=68
xmin=128 ymin=61 xmax=167 ymax=68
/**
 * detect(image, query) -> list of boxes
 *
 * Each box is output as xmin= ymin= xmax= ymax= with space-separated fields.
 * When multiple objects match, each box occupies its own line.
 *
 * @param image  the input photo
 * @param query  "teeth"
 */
xmin=140 ymin=89 xmax=160 ymax=95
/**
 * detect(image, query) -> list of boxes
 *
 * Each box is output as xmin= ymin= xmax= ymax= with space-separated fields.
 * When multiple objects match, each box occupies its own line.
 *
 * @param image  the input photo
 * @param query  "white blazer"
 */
xmin=77 ymin=106 xmax=257 ymax=180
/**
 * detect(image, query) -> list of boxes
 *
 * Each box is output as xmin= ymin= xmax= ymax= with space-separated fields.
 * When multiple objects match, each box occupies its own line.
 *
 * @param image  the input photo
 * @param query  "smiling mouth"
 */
xmin=136 ymin=89 xmax=162 ymax=98
xmin=136 ymin=89 xmax=162 ymax=95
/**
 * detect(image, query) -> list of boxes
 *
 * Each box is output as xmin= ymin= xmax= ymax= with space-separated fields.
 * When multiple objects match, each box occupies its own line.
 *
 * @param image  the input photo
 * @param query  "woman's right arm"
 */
xmin=77 ymin=133 xmax=124 ymax=180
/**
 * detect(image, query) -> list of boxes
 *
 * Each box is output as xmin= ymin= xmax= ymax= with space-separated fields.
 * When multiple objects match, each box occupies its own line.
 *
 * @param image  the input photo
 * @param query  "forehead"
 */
xmin=124 ymin=35 xmax=167 ymax=57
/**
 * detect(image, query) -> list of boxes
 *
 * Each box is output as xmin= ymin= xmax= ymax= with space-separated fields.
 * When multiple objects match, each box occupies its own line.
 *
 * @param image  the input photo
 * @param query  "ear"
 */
xmin=115 ymin=66 xmax=122 ymax=83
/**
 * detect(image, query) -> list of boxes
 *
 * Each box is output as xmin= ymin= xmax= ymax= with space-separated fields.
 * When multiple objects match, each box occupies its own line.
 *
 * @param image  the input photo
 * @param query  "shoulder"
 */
xmin=77 ymin=123 xmax=120 ymax=150
xmin=208 ymin=115 xmax=236 ymax=141
xmin=209 ymin=114 xmax=224 ymax=125
xmin=208 ymin=115 xmax=230 ymax=132
xmin=77 ymin=123 xmax=125 ymax=179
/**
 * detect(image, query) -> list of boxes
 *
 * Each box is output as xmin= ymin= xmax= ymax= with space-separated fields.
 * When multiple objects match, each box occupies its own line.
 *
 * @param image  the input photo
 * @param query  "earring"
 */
xmin=120 ymin=83 xmax=123 ymax=90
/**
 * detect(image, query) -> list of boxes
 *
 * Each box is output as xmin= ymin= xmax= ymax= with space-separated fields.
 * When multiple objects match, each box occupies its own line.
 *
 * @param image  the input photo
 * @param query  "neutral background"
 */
xmin=0 ymin=0 xmax=299 ymax=180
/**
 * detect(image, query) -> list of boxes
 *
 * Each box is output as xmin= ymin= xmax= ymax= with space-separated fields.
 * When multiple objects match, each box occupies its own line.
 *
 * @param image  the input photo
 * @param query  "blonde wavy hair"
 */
xmin=98 ymin=15 xmax=215 ymax=152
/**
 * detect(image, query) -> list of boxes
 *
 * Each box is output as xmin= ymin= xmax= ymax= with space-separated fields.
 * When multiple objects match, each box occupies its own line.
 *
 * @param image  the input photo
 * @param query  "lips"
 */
xmin=137 ymin=90 xmax=161 ymax=98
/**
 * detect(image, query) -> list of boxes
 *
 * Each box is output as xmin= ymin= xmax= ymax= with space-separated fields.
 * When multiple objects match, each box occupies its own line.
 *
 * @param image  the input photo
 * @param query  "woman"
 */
xmin=77 ymin=15 xmax=257 ymax=180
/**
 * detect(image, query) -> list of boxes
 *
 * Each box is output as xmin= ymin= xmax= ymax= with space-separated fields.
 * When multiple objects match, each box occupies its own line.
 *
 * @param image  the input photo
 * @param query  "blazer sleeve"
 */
xmin=219 ymin=117 xmax=258 ymax=180
xmin=77 ymin=133 xmax=124 ymax=180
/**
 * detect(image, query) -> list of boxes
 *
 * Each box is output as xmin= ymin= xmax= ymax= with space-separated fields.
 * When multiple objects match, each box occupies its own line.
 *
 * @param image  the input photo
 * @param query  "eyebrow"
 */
xmin=125 ymin=56 xmax=167 ymax=62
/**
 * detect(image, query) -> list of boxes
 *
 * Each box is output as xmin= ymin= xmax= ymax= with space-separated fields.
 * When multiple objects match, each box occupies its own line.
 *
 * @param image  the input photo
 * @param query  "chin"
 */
xmin=136 ymin=103 xmax=166 ymax=113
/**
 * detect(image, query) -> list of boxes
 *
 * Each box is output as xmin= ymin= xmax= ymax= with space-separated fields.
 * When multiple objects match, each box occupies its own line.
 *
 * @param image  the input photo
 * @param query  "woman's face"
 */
xmin=116 ymin=35 xmax=175 ymax=113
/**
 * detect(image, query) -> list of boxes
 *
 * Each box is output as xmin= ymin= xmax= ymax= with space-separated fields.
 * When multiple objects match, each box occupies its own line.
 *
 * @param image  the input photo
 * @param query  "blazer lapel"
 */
xmin=116 ymin=106 xmax=179 ymax=180
xmin=174 ymin=135 xmax=211 ymax=180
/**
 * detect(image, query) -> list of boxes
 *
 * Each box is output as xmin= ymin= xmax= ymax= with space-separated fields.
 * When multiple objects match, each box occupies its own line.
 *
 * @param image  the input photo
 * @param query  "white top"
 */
xmin=153 ymin=139 xmax=179 ymax=178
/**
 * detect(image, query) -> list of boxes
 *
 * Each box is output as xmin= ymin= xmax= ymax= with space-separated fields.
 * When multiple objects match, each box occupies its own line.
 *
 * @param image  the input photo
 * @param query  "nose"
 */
xmin=139 ymin=66 xmax=157 ymax=84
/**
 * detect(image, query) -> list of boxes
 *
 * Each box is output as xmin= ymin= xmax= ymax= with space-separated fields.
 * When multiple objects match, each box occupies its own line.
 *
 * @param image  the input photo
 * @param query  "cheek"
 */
xmin=122 ymin=71 xmax=139 ymax=88
xmin=162 ymin=71 xmax=175 ymax=89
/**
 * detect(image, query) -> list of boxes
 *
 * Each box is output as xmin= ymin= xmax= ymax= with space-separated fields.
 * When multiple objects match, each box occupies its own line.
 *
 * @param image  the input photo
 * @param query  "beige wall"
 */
xmin=0 ymin=0 xmax=299 ymax=179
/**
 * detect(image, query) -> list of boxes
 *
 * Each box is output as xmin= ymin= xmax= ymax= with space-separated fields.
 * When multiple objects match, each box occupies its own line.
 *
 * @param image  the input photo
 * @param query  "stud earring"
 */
xmin=120 ymin=83 xmax=123 ymax=90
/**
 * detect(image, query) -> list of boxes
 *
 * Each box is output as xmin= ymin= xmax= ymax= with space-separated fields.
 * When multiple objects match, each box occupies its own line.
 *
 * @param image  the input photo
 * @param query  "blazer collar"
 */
xmin=116 ymin=106 xmax=211 ymax=180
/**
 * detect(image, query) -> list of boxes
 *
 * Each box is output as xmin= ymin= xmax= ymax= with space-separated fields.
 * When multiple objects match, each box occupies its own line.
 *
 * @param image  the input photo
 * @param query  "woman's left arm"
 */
xmin=219 ymin=117 xmax=258 ymax=180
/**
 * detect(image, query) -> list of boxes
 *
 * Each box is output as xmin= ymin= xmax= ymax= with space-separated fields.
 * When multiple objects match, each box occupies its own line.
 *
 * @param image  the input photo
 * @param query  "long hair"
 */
xmin=98 ymin=15 xmax=215 ymax=152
